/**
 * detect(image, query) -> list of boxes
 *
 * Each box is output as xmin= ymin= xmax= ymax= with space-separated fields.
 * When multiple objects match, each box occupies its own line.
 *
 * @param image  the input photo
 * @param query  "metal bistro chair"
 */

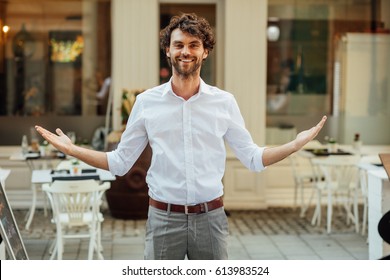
xmin=311 ymin=155 xmax=360 ymax=234
xmin=43 ymin=179 xmax=110 ymax=260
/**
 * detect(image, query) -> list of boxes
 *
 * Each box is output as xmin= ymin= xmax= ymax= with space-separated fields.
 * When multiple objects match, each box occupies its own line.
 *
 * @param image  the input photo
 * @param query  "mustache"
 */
xmin=177 ymin=55 xmax=195 ymax=60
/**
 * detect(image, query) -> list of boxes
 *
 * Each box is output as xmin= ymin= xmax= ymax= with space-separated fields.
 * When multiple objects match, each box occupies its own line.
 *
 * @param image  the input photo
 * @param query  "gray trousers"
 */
xmin=144 ymin=205 xmax=229 ymax=260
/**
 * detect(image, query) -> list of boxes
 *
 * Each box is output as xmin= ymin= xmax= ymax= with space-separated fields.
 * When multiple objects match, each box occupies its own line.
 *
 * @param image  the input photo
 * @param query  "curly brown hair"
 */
xmin=159 ymin=13 xmax=215 ymax=53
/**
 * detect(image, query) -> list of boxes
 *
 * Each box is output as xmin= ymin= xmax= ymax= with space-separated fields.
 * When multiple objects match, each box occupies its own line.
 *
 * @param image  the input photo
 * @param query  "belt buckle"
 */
xmin=184 ymin=205 xmax=189 ymax=215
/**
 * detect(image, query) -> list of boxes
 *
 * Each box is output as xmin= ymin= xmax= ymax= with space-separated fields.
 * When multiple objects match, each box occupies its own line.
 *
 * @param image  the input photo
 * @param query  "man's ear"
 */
xmin=166 ymin=47 xmax=170 ymax=58
xmin=202 ymin=50 xmax=209 ymax=60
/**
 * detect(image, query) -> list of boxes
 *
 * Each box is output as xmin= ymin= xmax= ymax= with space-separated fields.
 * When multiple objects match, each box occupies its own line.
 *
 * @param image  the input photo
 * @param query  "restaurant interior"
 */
xmin=0 ymin=0 xmax=390 ymax=260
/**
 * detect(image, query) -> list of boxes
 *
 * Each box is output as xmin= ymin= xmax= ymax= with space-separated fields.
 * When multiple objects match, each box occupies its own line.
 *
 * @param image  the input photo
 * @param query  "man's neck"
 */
xmin=171 ymin=74 xmax=201 ymax=101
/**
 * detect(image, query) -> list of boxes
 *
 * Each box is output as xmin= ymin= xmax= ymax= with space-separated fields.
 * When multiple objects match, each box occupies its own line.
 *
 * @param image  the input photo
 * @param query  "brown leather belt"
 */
xmin=149 ymin=197 xmax=223 ymax=214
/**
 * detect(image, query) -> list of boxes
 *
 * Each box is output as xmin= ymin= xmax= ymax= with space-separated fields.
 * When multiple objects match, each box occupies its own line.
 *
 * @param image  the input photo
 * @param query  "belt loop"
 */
xmin=167 ymin=203 xmax=171 ymax=215
xmin=204 ymin=202 xmax=209 ymax=213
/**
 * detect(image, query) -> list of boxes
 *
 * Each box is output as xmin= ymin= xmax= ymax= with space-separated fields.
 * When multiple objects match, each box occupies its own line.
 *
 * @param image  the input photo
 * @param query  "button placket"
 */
xmin=182 ymin=101 xmax=195 ymax=204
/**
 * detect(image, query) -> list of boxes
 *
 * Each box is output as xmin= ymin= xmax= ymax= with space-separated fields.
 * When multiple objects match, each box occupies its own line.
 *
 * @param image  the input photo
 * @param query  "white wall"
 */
xmin=223 ymin=0 xmax=268 ymax=209
xmin=111 ymin=0 xmax=160 ymax=130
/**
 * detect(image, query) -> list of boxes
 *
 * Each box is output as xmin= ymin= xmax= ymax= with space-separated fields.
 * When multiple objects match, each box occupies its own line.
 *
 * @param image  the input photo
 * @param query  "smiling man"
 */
xmin=35 ymin=13 xmax=326 ymax=260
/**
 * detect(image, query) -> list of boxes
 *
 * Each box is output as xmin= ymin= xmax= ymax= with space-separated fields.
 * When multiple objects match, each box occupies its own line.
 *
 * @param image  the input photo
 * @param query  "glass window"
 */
xmin=0 ymin=0 xmax=111 ymax=116
xmin=266 ymin=0 xmax=390 ymax=144
xmin=267 ymin=1 xmax=378 ymax=116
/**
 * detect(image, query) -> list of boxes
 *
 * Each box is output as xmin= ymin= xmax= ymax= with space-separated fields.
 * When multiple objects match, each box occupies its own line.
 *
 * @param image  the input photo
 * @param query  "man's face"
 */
xmin=166 ymin=28 xmax=208 ymax=79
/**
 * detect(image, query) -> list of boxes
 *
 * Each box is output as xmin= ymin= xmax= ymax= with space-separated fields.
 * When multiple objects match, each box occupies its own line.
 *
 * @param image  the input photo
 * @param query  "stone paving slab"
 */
xmin=11 ymin=207 xmax=368 ymax=260
xmin=14 ymin=206 xmax=364 ymax=240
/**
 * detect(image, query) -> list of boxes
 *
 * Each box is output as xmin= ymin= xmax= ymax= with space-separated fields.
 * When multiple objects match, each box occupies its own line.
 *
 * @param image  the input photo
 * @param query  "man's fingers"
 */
xmin=317 ymin=115 xmax=327 ymax=127
xmin=35 ymin=125 xmax=43 ymax=133
xmin=313 ymin=115 xmax=327 ymax=136
xmin=312 ymin=116 xmax=327 ymax=134
xmin=56 ymin=128 xmax=64 ymax=136
xmin=35 ymin=125 xmax=50 ymax=137
xmin=35 ymin=126 xmax=59 ymax=142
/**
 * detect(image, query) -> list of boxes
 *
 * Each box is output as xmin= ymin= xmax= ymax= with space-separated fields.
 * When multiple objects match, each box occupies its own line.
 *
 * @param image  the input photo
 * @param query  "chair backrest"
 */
xmin=312 ymin=156 xmax=360 ymax=189
xmin=289 ymin=153 xmax=316 ymax=181
xmin=289 ymin=154 xmax=301 ymax=182
xmin=359 ymin=169 xmax=369 ymax=197
xmin=303 ymin=140 xmax=324 ymax=150
xmin=43 ymin=180 xmax=109 ymax=227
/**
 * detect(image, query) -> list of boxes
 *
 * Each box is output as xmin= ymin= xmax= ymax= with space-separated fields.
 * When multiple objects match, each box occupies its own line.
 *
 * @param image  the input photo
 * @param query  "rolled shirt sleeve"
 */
xmin=224 ymin=96 xmax=266 ymax=172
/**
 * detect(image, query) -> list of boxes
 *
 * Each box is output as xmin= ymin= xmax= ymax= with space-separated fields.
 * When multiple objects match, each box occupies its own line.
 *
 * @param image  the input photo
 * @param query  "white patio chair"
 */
xmin=289 ymin=154 xmax=317 ymax=217
xmin=358 ymin=168 xmax=369 ymax=236
xmin=43 ymin=179 xmax=110 ymax=260
xmin=311 ymin=155 xmax=360 ymax=234
xmin=357 ymin=155 xmax=383 ymax=236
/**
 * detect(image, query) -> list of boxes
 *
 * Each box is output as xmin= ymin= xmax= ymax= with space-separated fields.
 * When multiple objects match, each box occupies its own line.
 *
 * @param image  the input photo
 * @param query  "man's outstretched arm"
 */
xmin=35 ymin=125 xmax=109 ymax=171
xmin=262 ymin=115 xmax=327 ymax=167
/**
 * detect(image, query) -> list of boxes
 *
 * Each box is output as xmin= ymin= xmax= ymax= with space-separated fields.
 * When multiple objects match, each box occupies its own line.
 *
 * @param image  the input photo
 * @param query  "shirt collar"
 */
xmin=161 ymin=77 xmax=213 ymax=98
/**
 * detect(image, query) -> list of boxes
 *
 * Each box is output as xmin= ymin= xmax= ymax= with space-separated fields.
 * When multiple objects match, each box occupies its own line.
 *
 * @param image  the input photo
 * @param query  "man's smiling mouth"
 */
xmin=179 ymin=58 xmax=194 ymax=63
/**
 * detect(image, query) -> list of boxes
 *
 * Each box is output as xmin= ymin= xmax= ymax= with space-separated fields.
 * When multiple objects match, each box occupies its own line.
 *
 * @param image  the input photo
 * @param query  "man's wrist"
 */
xmin=290 ymin=139 xmax=300 ymax=154
xmin=67 ymin=143 xmax=78 ymax=157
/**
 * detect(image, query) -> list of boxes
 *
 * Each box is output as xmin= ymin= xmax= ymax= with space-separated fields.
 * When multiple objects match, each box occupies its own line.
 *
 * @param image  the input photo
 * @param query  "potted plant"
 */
xmin=327 ymin=137 xmax=338 ymax=153
xmin=71 ymin=159 xmax=81 ymax=175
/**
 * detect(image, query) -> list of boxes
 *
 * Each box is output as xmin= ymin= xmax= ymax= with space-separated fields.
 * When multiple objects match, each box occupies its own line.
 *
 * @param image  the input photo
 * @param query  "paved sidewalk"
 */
xmin=14 ymin=207 xmax=369 ymax=260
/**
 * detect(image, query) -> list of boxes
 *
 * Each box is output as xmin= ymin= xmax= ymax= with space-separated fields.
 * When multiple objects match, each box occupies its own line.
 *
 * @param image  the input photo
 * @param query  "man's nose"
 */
xmin=181 ymin=45 xmax=190 ymax=55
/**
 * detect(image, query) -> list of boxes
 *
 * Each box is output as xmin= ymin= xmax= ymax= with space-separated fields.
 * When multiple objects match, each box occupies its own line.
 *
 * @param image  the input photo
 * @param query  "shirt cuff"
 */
xmin=252 ymin=146 xmax=267 ymax=172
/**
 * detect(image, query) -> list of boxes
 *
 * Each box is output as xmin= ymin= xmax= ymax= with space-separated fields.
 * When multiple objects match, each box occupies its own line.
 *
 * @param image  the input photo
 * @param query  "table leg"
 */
xmin=25 ymin=183 xmax=37 ymax=230
xmin=326 ymin=190 xmax=333 ymax=234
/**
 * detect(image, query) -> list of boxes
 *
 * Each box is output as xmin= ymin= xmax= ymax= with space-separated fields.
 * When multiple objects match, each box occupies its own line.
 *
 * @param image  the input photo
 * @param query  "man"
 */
xmin=35 ymin=13 xmax=327 ymax=260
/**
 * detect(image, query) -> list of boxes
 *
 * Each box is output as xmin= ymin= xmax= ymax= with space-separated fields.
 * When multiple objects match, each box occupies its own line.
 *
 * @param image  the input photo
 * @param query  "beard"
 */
xmin=170 ymin=55 xmax=202 ymax=79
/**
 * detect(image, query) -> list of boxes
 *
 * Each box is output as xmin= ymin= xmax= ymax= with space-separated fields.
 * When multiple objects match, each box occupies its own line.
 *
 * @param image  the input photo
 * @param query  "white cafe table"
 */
xmin=9 ymin=151 xmax=63 ymax=170
xmin=299 ymin=144 xmax=390 ymax=158
xmin=32 ymin=169 xmax=115 ymax=184
xmin=27 ymin=168 xmax=115 ymax=230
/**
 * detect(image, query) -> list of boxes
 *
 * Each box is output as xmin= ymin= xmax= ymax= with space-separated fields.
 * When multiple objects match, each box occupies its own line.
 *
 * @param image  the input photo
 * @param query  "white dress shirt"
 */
xmin=107 ymin=79 xmax=266 ymax=205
